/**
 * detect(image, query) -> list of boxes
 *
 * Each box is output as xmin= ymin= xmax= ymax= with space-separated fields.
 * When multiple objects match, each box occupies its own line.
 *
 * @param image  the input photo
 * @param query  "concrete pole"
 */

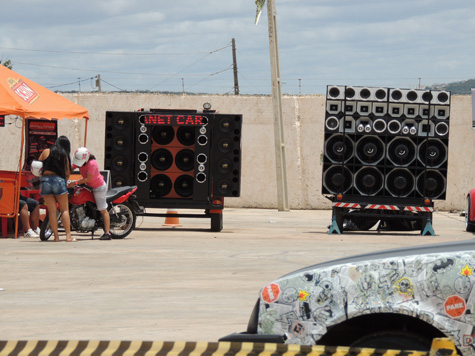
xmin=266 ymin=0 xmax=289 ymax=211
xmin=232 ymin=38 xmax=240 ymax=95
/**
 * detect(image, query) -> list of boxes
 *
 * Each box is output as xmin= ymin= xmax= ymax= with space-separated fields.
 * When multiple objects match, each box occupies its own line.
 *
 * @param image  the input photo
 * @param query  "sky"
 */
xmin=1 ymin=0 xmax=474 ymax=95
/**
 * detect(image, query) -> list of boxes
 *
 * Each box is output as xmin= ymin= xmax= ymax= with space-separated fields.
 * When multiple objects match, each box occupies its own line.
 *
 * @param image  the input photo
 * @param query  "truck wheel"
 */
xmin=350 ymin=330 xmax=432 ymax=351
xmin=466 ymin=196 xmax=475 ymax=232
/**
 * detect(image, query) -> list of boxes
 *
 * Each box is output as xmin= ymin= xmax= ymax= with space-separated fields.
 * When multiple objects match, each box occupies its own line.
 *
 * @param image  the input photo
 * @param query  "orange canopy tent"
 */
xmin=0 ymin=65 xmax=89 ymax=237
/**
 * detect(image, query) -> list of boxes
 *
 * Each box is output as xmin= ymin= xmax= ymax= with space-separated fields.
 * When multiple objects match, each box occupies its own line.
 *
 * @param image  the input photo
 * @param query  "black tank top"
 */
xmin=42 ymin=146 xmax=69 ymax=179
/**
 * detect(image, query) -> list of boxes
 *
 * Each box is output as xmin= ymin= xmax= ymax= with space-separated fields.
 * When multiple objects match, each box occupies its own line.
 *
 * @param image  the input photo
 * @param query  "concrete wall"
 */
xmin=1 ymin=93 xmax=474 ymax=211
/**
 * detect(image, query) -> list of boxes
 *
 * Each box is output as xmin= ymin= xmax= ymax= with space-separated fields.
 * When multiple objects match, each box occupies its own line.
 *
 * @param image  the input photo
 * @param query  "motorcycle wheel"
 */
xmin=39 ymin=212 xmax=61 ymax=241
xmin=109 ymin=202 xmax=136 ymax=239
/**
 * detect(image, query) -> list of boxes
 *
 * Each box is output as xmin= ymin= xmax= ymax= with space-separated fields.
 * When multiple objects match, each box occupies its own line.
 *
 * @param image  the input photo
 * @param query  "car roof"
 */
xmin=281 ymin=239 xmax=475 ymax=278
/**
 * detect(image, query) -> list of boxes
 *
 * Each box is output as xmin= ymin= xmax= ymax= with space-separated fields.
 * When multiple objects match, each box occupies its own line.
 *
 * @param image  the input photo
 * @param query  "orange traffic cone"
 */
xmin=162 ymin=209 xmax=182 ymax=227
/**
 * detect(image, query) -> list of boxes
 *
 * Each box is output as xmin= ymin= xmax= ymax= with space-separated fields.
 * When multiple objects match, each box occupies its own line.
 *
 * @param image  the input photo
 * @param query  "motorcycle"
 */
xmin=40 ymin=184 xmax=139 ymax=240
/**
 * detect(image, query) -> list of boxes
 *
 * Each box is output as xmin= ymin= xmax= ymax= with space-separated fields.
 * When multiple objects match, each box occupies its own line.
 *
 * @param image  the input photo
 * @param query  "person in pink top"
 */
xmin=67 ymin=147 xmax=111 ymax=240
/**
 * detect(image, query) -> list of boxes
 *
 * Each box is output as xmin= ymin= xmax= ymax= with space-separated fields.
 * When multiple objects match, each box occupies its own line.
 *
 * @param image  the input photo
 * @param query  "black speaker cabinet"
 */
xmin=105 ymin=110 xmax=242 ymax=210
xmin=322 ymin=85 xmax=450 ymax=201
xmin=134 ymin=113 xmax=211 ymax=203
xmin=209 ymin=113 xmax=242 ymax=197
xmin=104 ymin=111 xmax=137 ymax=187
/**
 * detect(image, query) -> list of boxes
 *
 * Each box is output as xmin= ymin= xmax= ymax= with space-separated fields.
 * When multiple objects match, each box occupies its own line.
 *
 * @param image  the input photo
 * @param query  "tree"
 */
xmin=0 ymin=59 xmax=12 ymax=69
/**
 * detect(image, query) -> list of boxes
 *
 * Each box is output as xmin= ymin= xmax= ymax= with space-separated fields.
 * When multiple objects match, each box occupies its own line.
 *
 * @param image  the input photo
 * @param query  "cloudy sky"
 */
xmin=1 ymin=0 xmax=474 ymax=95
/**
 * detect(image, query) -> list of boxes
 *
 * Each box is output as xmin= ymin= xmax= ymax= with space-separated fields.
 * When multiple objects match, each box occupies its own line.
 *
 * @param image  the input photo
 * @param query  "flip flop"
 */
xmin=66 ymin=238 xmax=77 ymax=242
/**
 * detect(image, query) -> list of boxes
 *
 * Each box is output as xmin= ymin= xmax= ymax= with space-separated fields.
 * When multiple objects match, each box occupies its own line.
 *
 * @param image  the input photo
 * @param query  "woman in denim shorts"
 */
xmin=38 ymin=136 xmax=75 ymax=242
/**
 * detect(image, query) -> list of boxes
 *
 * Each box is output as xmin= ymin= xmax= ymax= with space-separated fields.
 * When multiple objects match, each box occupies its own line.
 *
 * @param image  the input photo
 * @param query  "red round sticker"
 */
xmin=444 ymin=295 xmax=466 ymax=318
xmin=261 ymin=283 xmax=281 ymax=303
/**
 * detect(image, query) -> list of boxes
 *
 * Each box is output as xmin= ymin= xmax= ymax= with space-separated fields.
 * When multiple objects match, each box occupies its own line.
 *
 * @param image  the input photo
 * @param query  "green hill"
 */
xmin=425 ymin=79 xmax=475 ymax=95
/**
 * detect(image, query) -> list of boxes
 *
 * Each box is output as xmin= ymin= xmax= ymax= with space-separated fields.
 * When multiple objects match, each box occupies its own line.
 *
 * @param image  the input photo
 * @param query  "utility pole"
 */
xmin=266 ymin=0 xmax=289 ymax=211
xmin=96 ymin=74 xmax=102 ymax=93
xmin=232 ymin=38 xmax=239 ymax=95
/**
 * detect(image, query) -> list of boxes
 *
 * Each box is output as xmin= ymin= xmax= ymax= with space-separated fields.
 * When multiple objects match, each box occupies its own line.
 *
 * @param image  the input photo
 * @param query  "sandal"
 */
xmin=66 ymin=238 xmax=77 ymax=242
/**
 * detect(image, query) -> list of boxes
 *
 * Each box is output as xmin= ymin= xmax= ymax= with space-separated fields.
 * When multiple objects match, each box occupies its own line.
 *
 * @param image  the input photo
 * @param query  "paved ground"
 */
xmin=0 ymin=208 xmax=472 ymax=342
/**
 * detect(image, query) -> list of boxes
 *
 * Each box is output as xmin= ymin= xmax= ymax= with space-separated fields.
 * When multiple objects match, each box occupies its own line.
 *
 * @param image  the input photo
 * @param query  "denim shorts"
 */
xmin=40 ymin=175 xmax=68 ymax=196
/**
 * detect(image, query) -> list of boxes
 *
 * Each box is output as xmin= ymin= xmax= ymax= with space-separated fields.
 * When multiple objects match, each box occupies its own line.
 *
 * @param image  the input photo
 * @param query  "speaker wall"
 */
xmin=322 ymin=85 xmax=450 ymax=201
xmin=104 ymin=111 xmax=137 ymax=187
xmin=210 ymin=114 xmax=242 ymax=197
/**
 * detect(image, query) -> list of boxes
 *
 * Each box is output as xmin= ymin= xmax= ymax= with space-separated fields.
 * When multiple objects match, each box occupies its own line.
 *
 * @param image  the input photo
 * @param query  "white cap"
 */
xmin=72 ymin=147 xmax=90 ymax=167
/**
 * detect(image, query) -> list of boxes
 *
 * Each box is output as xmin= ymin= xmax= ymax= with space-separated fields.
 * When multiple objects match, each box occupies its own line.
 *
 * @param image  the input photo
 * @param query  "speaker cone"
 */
xmin=177 ymin=127 xmax=195 ymax=146
xmin=325 ymin=134 xmax=354 ymax=163
xmin=217 ymin=158 xmax=233 ymax=174
xmin=323 ymin=166 xmax=352 ymax=194
xmin=422 ymin=91 xmax=433 ymax=103
xmin=354 ymin=167 xmax=384 ymax=196
xmin=437 ymin=91 xmax=449 ymax=104
xmin=174 ymin=174 xmax=193 ymax=197
xmin=374 ymin=88 xmax=387 ymax=100
xmin=416 ymin=170 xmax=446 ymax=199
xmin=112 ymin=176 xmax=127 ymax=187
xmin=137 ymin=171 xmax=148 ymax=182
xmin=113 ymin=115 xmax=128 ymax=130
xmin=328 ymin=86 xmax=341 ymax=98
xmin=150 ymin=174 xmax=173 ymax=197
xmin=325 ymin=116 xmax=340 ymax=130
xmin=386 ymin=168 xmax=415 ymax=197
xmin=112 ymin=156 xmax=128 ymax=171
xmin=138 ymin=152 xmax=148 ymax=163
xmin=355 ymin=136 xmax=384 ymax=165
xmin=406 ymin=90 xmax=418 ymax=102
xmin=345 ymin=87 xmax=356 ymax=99
xmin=175 ymin=149 xmax=195 ymax=171
xmin=388 ymin=120 xmax=401 ymax=135
xmin=151 ymin=148 xmax=173 ymax=171
xmin=373 ymin=119 xmax=386 ymax=133
xmin=152 ymin=126 xmax=175 ymax=145
xmin=387 ymin=137 xmax=416 ymax=166
xmin=197 ymin=153 xmax=207 ymax=164
xmin=435 ymin=122 xmax=449 ymax=136
xmin=418 ymin=139 xmax=447 ymax=168
xmin=113 ymin=136 xmax=127 ymax=151
xmin=216 ymin=178 xmax=234 ymax=196
xmin=360 ymin=88 xmax=371 ymax=100
xmin=138 ymin=133 xmax=149 ymax=144
xmin=218 ymin=117 xmax=234 ymax=133
xmin=196 ymin=172 xmax=206 ymax=183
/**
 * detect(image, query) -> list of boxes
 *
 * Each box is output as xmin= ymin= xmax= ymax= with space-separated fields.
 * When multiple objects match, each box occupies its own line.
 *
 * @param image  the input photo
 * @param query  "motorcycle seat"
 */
xmin=106 ymin=186 xmax=136 ymax=202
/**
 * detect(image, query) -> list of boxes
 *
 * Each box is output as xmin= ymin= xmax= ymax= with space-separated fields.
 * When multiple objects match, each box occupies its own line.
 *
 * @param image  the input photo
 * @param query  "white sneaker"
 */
xmin=25 ymin=229 xmax=39 ymax=238
xmin=34 ymin=227 xmax=41 ymax=235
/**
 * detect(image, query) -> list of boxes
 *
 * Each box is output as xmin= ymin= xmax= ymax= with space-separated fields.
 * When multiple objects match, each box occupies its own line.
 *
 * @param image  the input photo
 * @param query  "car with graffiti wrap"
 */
xmin=221 ymin=240 xmax=475 ymax=354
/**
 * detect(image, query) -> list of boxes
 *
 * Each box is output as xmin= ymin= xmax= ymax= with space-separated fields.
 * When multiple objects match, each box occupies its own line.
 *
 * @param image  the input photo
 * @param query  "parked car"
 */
xmin=466 ymin=189 xmax=475 ymax=232
xmin=221 ymin=240 xmax=475 ymax=355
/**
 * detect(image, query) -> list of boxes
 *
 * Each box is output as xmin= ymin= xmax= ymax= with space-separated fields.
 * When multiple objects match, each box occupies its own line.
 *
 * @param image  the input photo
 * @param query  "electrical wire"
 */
xmin=185 ymin=65 xmax=233 ymax=91
xmin=148 ymin=42 xmax=231 ymax=91
xmin=0 ymin=46 xmax=215 ymax=56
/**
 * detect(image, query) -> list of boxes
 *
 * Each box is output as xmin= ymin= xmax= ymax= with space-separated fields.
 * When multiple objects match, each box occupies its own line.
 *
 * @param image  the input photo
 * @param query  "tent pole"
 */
xmin=14 ymin=118 xmax=26 ymax=239
xmin=84 ymin=118 xmax=88 ymax=146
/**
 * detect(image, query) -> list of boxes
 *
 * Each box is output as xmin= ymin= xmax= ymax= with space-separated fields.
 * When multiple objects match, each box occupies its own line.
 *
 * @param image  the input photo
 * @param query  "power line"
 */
xmin=0 ymin=46 xmax=215 ymax=56
xmin=148 ymin=42 xmax=231 ymax=91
